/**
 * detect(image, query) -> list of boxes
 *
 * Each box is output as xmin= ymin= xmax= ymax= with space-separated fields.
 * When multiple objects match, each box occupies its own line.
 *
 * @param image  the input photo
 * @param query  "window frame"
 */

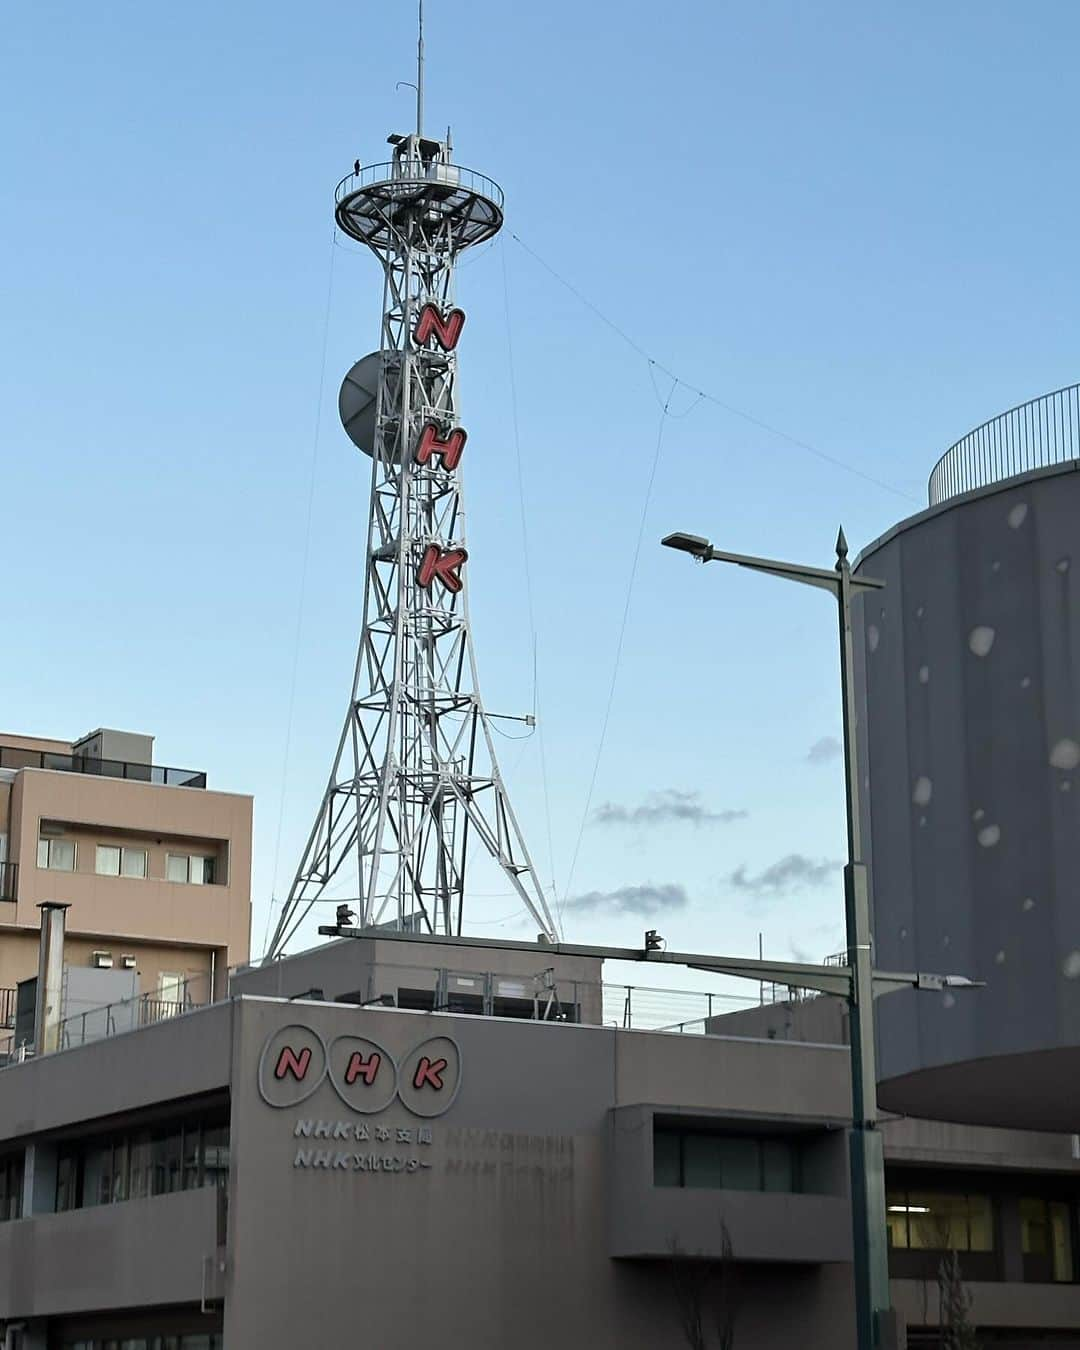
xmin=37 ymin=837 xmax=76 ymax=872
xmin=653 ymin=1125 xmax=801 ymax=1194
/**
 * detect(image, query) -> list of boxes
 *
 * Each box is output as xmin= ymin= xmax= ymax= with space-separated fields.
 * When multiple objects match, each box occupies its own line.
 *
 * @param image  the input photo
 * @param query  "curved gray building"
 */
xmin=854 ymin=385 xmax=1080 ymax=1131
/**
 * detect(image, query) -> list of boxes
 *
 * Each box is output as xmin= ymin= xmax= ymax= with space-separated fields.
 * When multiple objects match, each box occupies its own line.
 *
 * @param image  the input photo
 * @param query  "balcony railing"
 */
xmin=928 ymin=382 xmax=1080 ymax=506
xmin=0 ymin=861 xmax=15 ymax=900
xmin=58 ymin=973 xmax=213 ymax=1052
xmin=0 ymin=745 xmax=205 ymax=788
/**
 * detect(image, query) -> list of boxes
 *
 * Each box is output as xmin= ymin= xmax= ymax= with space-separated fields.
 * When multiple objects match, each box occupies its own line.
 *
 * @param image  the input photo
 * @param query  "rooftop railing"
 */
xmin=0 ymin=745 xmax=206 ymax=788
xmin=334 ymin=160 xmax=504 ymax=210
xmin=928 ymin=382 xmax=1080 ymax=506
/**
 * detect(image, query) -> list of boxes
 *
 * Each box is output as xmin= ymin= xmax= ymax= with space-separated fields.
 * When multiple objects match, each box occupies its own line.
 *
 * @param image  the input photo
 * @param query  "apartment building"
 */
xmin=0 ymin=727 xmax=252 ymax=1055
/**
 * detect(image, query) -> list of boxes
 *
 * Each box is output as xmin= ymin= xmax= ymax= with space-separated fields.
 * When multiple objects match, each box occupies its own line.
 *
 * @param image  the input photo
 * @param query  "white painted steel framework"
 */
xmin=267 ymin=133 xmax=557 ymax=957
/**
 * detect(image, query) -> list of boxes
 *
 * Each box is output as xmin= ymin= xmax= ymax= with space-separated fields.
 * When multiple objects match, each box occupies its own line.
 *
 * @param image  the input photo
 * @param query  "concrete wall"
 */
xmin=0 ymin=1187 xmax=220 ymax=1321
xmin=223 ymin=998 xmax=856 ymax=1350
xmin=854 ymin=463 xmax=1080 ymax=1130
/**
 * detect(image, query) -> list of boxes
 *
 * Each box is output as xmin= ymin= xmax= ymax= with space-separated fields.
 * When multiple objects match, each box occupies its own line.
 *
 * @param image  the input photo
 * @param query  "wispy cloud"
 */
xmin=563 ymin=883 xmax=689 ymax=917
xmin=592 ymin=790 xmax=747 ymax=829
xmin=807 ymin=736 xmax=842 ymax=765
xmin=728 ymin=854 xmax=841 ymax=896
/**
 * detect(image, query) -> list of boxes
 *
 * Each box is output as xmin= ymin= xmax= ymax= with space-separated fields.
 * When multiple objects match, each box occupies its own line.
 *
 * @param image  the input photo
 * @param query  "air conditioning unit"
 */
xmin=92 ymin=951 xmax=113 ymax=969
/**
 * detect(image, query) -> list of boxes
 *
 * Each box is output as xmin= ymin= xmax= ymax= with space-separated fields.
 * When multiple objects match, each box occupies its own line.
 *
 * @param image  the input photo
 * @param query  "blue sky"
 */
xmin=3 ymin=1 xmax=1078 ymax=996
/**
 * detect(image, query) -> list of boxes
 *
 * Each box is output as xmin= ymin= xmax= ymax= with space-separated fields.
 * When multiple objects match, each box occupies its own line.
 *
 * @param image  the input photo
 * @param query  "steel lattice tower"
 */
xmin=266 ymin=112 xmax=557 ymax=957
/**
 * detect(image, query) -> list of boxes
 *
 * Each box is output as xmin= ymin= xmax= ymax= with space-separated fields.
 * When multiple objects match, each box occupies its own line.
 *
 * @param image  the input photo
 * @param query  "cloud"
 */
xmin=563 ymin=883 xmax=689 ymax=917
xmin=728 ymin=854 xmax=841 ymax=896
xmin=592 ymin=790 xmax=747 ymax=829
xmin=807 ymin=736 xmax=842 ymax=765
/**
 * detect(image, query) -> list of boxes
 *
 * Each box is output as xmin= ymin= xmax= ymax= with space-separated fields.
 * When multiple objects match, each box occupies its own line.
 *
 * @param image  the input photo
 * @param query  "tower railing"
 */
xmin=928 ymin=382 xmax=1080 ymax=506
xmin=334 ymin=162 xmax=504 ymax=209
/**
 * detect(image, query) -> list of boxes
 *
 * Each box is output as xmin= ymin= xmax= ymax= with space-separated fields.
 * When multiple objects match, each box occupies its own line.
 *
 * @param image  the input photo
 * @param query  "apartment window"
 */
xmin=95 ymin=846 xmax=148 ymax=879
xmin=55 ymin=1111 xmax=229 ymax=1213
xmin=0 ymin=1152 xmax=23 ymax=1222
xmin=37 ymin=837 xmax=76 ymax=871
xmin=166 ymin=853 xmax=215 ymax=885
xmin=1021 ymin=1197 xmax=1076 ymax=1282
xmin=886 ymin=1190 xmax=994 ymax=1252
xmin=654 ymin=1126 xmax=800 ymax=1193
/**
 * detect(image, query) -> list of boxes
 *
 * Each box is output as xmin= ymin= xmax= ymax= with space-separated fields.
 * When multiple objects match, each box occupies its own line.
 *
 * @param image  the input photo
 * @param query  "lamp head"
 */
xmin=661 ymin=532 xmax=712 ymax=559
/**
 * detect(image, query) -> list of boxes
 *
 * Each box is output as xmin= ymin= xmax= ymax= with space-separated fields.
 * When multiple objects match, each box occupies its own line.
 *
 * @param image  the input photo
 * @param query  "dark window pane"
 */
xmin=761 ymin=1139 xmax=796 ymax=1193
xmin=152 ymin=1129 xmax=183 ymax=1196
xmin=653 ymin=1129 xmax=681 ymax=1187
xmin=202 ymin=1125 xmax=230 ymax=1190
xmin=683 ymin=1134 xmax=726 ymax=1189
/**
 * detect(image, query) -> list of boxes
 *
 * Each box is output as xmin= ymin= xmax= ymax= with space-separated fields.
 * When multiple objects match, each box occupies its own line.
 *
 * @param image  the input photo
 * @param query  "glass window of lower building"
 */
xmin=62 ymin=1337 xmax=222 ymax=1349
xmin=55 ymin=1109 xmax=229 ymax=1212
xmin=654 ymin=1125 xmax=800 ymax=1193
xmin=0 ymin=1151 xmax=23 ymax=1221
xmin=1021 ymin=1197 xmax=1076 ymax=1283
xmin=886 ymin=1190 xmax=994 ymax=1252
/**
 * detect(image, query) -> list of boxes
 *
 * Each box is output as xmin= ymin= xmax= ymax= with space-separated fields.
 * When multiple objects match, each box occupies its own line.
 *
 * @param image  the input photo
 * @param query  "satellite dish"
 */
xmin=339 ymin=353 xmax=383 ymax=456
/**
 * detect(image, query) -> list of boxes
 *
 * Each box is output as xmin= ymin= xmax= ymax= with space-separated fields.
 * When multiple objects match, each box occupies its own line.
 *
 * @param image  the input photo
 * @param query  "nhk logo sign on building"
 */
xmin=258 ymin=1024 xmax=462 ymax=1176
xmin=258 ymin=1024 xmax=462 ymax=1116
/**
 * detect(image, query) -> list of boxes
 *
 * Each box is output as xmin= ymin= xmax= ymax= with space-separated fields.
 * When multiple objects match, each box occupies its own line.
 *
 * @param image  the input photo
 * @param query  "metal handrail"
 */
xmin=0 ymin=745 xmax=205 ymax=788
xmin=334 ymin=161 xmax=504 ymax=209
xmin=928 ymin=382 xmax=1080 ymax=506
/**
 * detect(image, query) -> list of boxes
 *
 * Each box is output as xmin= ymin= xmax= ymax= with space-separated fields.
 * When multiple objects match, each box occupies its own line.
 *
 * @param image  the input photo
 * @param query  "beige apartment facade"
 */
xmin=0 ymin=728 xmax=252 ymax=1052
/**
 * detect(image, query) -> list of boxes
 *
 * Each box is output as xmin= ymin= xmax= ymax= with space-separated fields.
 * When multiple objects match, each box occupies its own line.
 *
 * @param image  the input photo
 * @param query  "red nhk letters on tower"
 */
xmin=413 ymin=303 xmax=470 ymax=595
xmin=417 ymin=544 xmax=467 ymax=595
xmin=413 ymin=303 xmax=465 ymax=351
xmin=414 ymin=422 xmax=467 ymax=471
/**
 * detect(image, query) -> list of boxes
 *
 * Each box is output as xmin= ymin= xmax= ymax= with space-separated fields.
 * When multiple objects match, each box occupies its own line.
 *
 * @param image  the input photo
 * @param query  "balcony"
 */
xmin=0 ymin=745 xmax=205 ymax=788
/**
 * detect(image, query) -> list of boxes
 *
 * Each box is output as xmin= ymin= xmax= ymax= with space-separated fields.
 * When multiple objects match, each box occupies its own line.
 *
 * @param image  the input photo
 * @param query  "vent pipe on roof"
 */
xmin=34 ymin=902 xmax=70 ymax=1056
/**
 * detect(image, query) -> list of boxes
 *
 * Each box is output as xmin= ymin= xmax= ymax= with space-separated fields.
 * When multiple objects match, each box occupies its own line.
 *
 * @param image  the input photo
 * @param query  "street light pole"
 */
xmin=662 ymin=528 xmax=891 ymax=1350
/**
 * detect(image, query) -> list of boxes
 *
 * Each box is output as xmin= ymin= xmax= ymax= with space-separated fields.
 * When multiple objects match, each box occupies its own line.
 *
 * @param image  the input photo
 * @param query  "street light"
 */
xmin=662 ymin=526 xmax=978 ymax=1350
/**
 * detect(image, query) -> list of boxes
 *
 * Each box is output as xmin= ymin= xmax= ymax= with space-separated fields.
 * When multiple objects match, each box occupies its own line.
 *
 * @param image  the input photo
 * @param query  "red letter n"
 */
xmin=413 ymin=1056 xmax=448 ymax=1091
xmin=345 ymin=1051 xmax=382 ymax=1087
xmin=415 ymin=422 xmax=467 ymax=471
xmin=274 ymin=1045 xmax=312 ymax=1081
xmin=414 ymin=304 xmax=465 ymax=351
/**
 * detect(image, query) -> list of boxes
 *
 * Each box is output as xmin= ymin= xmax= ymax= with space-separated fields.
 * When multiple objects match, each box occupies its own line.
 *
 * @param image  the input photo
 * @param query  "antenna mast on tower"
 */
xmin=266 ymin=24 xmax=557 ymax=957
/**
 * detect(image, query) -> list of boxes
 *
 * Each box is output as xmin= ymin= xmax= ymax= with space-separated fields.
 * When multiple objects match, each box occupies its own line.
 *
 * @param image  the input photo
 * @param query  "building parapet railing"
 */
xmin=334 ymin=160 xmax=504 ymax=210
xmin=928 ymin=382 xmax=1080 ymax=506
xmin=56 ymin=973 xmax=213 ymax=1053
xmin=0 ymin=745 xmax=206 ymax=788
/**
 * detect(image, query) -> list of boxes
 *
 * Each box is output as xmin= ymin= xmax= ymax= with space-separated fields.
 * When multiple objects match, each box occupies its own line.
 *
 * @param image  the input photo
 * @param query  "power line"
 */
xmin=510 ymin=232 xmax=919 ymax=505
xmin=261 ymin=227 xmax=338 ymax=958
xmin=562 ymin=386 xmax=675 ymax=908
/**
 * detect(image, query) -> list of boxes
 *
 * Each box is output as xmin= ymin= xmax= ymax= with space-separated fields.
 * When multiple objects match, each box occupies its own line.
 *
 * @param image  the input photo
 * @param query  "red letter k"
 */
xmin=413 ymin=1056 xmax=447 ymax=1091
xmin=417 ymin=544 xmax=467 ymax=594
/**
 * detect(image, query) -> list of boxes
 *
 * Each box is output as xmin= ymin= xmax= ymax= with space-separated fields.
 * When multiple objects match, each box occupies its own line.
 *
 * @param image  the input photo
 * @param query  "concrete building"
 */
xmin=0 ymin=727 xmax=252 ymax=1057
xmin=0 ymin=933 xmax=1077 ymax=1349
